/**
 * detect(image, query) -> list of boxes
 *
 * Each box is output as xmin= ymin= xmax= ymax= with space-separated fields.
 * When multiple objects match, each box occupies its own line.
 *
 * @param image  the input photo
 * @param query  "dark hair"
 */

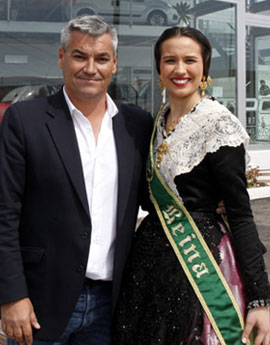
xmin=154 ymin=27 xmax=212 ymax=78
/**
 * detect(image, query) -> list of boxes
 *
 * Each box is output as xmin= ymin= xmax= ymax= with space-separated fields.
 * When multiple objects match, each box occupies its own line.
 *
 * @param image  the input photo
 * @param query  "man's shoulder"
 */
xmin=4 ymin=89 xmax=64 ymax=120
xmin=115 ymin=102 xmax=152 ymax=121
xmin=1 ymin=89 xmax=65 ymax=129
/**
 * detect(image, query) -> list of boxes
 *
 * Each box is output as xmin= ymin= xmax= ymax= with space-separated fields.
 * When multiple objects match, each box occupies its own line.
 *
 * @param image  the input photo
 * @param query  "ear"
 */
xmin=112 ymin=55 xmax=117 ymax=75
xmin=58 ymin=48 xmax=64 ymax=69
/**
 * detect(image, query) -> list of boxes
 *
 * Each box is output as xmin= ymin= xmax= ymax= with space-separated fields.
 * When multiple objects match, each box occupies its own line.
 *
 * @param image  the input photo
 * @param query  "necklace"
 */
xmin=166 ymin=118 xmax=177 ymax=133
xmin=156 ymin=112 xmax=177 ymax=169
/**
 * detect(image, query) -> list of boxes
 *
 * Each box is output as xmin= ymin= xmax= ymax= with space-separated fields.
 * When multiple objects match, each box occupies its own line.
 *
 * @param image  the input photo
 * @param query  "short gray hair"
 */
xmin=60 ymin=15 xmax=118 ymax=55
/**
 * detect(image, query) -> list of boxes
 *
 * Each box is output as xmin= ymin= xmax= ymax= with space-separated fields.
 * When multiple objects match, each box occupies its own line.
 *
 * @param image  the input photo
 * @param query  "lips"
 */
xmin=77 ymin=74 xmax=102 ymax=82
xmin=171 ymin=78 xmax=190 ymax=87
xmin=78 ymin=77 xmax=101 ymax=82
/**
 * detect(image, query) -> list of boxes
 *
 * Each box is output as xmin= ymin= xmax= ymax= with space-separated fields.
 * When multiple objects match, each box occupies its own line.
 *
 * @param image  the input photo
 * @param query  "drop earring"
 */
xmin=200 ymin=76 xmax=212 ymax=97
xmin=159 ymin=77 xmax=166 ymax=104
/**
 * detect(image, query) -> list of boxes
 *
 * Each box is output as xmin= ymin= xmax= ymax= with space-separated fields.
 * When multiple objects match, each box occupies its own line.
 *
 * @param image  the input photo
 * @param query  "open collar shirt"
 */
xmin=63 ymin=87 xmax=118 ymax=281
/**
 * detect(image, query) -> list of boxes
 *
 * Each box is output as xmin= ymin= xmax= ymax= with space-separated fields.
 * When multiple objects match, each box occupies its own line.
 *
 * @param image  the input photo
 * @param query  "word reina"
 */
xmin=162 ymin=205 xmax=209 ymax=279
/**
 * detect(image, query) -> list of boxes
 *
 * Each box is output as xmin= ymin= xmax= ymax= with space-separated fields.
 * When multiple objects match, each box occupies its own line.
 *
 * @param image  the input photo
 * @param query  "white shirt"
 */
xmin=63 ymin=88 xmax=118 ymax=281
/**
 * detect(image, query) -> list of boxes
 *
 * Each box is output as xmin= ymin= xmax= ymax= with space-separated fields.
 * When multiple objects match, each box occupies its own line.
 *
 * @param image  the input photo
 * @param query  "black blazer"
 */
xmin=0 ymin=89 xmax=153 ymax=340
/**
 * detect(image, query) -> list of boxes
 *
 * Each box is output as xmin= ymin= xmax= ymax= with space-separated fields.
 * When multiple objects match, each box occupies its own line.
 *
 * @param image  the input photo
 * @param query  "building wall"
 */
xmin=0 ymin=0 xmax=270 ymax=149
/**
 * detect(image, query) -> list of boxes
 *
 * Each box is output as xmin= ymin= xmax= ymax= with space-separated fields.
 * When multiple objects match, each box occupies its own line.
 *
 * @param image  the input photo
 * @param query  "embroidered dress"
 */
xmin=112 ymin=98 xmax=270 ymax=345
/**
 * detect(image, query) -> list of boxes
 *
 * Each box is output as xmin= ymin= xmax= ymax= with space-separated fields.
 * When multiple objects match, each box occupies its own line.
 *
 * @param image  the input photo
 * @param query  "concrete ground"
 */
xmin=250 ymin=198 xmax=270 ymax=278
xmin=0 ymin=199 xmax=269 ymax=345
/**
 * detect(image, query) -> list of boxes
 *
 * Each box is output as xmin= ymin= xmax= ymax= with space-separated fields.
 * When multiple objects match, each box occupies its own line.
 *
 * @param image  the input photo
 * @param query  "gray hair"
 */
xmin=60 ymin=15 xmax=118 ymax=55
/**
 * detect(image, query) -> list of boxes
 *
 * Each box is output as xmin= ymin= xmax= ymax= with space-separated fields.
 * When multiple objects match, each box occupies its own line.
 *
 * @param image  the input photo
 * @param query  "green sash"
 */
xmin=146 ymin=107 xmax=249 ymax=345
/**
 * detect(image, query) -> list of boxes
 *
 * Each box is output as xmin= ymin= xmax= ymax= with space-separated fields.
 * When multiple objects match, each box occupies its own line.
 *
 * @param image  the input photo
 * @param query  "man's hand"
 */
xmin=1 ymin=298 xmax=40 ymax=345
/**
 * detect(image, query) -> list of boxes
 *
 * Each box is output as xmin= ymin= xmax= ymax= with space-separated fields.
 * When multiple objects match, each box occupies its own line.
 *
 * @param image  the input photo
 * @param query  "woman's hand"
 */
xmin=242 ymin=307 xmax=270 ymax=345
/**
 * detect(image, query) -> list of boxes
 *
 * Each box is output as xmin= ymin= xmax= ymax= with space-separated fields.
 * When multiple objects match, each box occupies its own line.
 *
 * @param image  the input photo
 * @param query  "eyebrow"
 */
xmin=71 ymin=49 xmax=87 ymax=56
xmin=96 ymin=52 xmax=112 ymax=58
xmin=185 ymin=55 xmax=199 ymax=59
xmin=162 ymin=54 xmax=199 ymax=59
xmin=71 ymin=49 xmax=112 ymax=58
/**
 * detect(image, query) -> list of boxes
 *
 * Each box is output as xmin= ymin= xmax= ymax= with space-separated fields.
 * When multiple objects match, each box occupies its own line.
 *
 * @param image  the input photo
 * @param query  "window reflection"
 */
xmin=246 ymin=27 xmax=270 ymax=142
xmin=0 ymin=0 xmax=180 ymax=25
xmin=193 ymin=2 xmax=237 ymax=114
xmin=1 ymin=0 xmax=270 ymax=145
xmin=246 ymin=0 xmax=270 ymax=14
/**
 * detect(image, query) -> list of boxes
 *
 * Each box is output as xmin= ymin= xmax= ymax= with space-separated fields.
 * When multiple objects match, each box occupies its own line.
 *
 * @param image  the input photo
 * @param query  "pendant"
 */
xmin=156 ymin=141 xmax=170 ymax=169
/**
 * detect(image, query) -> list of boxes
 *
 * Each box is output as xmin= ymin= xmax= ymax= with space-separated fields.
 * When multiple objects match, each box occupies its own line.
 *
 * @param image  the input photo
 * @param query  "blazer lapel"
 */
xmin=46 ymin=92 xmax=90 ymax=218
xmin=113 ymin=107 xmax=135 ymax=229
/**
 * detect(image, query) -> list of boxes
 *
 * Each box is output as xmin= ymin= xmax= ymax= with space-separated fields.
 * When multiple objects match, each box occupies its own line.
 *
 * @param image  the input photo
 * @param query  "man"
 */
xmin=259 ymin=79 xmax=270 ymax=96
xmin=0 ymin=15 xmax=153 ymax=345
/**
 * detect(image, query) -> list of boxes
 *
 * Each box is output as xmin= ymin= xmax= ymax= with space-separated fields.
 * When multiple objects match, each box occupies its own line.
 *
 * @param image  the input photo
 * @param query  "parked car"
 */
xmin=70 ymin=0 xmax=179 ymax=26
xmin=257 ymin=97 xmax=270 ymax=141
xmin=0 ymin=84 xmax=61 ymax=124
xmin=0 ymin=103 xmax=10 ymax=123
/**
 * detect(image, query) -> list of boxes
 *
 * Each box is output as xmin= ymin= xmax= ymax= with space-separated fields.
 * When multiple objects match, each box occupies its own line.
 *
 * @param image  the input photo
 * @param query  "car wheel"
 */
xmin=76 ymin=8 xmax=95 ymax=16
xmin=147 ymin=11 xmax=167 ymax=26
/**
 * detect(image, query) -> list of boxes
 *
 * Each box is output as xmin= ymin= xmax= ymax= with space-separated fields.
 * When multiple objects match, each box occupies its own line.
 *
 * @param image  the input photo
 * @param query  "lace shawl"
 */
xmin=154 ymin=98 xmax=250 ymax=197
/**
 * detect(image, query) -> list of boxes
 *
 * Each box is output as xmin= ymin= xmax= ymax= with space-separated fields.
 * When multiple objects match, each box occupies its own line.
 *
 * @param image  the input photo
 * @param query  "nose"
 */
xmin=175 ymin=61 xmax=186 ymax=74
xmin=84 ymin=58 xmax=97 ymax=75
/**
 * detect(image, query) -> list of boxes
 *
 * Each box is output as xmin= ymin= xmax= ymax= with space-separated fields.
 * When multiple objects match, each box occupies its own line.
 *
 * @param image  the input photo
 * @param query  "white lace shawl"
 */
xmin=154 ymin=98 xmax=250 ymax=198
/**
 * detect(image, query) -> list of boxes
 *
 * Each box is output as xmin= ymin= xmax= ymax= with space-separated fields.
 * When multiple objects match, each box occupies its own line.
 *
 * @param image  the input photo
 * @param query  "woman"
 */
xmin=112 ymin=27 xmax=270 ymax=345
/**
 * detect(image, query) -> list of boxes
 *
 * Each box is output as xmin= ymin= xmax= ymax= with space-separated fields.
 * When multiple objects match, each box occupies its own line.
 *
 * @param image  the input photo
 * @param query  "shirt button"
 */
xmin=77 ymin=265 xmax=84 ymax=273
xmin=81 ymin=232 xmax=89 ymax=239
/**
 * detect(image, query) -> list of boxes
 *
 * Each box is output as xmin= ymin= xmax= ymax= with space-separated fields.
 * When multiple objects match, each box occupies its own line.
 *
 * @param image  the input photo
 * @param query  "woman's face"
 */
xmin=159 ymin=35 xmax=204 ymax=104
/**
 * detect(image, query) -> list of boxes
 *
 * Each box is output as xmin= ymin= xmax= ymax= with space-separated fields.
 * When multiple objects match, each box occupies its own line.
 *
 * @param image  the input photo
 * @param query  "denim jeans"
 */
xmin=7 ymin=281 xmax=112 ymax=345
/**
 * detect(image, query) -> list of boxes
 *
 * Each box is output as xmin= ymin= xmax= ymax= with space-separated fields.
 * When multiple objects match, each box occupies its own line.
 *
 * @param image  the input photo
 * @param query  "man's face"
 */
xmin=58 ymin=31 xmax=117 ymax=104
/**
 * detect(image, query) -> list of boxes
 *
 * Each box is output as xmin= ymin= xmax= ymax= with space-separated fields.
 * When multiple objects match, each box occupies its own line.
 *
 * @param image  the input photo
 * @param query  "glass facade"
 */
xmin=0 ymin=0 xmax=270 ymax=145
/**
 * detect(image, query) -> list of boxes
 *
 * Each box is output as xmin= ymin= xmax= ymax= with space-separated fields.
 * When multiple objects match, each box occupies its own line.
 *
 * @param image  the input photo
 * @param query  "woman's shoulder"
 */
xmin=198 ymin=98 xmax=245 ymax=132
xmin=200 ymin=97 xmax=235 ymax=119
xmin=199 ymin=98 xmax=250 ymax=152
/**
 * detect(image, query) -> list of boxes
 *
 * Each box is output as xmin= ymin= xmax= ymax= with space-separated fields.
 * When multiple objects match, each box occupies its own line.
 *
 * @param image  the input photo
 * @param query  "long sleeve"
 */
xmin=208 ymin=144 xmax=270 ymax=305
xmin=174 ymin=143 xmax=270 ymax=305
xmin=0 ymin=104 xmax=29 ymax=304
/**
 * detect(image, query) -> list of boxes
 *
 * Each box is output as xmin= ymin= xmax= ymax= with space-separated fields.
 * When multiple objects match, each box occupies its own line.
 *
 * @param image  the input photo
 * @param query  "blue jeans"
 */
xmin=7 ymin=281 xmax=112 ymax=345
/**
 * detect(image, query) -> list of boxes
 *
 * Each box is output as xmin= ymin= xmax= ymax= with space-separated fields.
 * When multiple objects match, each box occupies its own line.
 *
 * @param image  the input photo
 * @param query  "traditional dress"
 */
xmin=112 ymin=98 xmax=270 ymax=345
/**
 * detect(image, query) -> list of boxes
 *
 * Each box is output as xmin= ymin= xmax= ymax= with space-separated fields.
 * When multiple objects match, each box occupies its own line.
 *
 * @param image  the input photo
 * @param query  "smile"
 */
xmin=172 ymin=78 xmax=190 ymax=87
xmin=78 ymin=78 xmax=101 ymax=81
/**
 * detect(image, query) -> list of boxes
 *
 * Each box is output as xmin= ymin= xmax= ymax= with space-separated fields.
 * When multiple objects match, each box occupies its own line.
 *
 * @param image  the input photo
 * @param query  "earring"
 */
xmin=159 ymin=77 xmax=166 ymax=103
xmin=200 ymin=76 xmax=212 ymax=97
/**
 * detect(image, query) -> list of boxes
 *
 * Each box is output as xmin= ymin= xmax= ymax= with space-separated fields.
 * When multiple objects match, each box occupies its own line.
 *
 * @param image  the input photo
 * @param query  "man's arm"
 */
xmin=0 ymin=105 xmax=40 ymax=344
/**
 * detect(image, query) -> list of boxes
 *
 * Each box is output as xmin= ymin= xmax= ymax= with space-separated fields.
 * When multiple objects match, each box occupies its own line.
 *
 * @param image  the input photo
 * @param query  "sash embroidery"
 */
xmin=146 ymin=106 xmax=250 ymax=345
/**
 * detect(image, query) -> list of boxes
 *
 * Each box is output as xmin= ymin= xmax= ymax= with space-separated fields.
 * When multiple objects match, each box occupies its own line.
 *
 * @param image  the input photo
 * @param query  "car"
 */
xmin=0 ymin=103 xmax=10 ymax=123
xmin=70 ymin=0 xmax=179 ymax=26
xmin=0 ymin=84 xmax=61 ymax=124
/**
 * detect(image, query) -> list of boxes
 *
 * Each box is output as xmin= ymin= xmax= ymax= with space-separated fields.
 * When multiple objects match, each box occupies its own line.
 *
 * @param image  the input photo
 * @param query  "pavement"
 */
xmin=250 ymin=198 xmax=270 ymax=278
xmin=0 ymin=198 xmax=269 ymax=345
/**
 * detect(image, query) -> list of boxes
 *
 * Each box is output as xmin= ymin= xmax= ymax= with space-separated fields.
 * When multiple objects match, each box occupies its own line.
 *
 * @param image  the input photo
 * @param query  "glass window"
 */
xmin=0 ymin=0 xmax=269 ymax=148
xmin=246 ymin=26 xmax=270 ymax=142
xmin=193 ymin=1 xmax=237 ymax=115
xmin=246 ymin=0 xmax=270 ymax=14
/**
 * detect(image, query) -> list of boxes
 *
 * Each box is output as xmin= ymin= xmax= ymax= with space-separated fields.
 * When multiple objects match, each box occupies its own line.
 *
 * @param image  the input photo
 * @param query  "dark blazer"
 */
xmin=0 ymin=89 xmax=153 ymax=340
